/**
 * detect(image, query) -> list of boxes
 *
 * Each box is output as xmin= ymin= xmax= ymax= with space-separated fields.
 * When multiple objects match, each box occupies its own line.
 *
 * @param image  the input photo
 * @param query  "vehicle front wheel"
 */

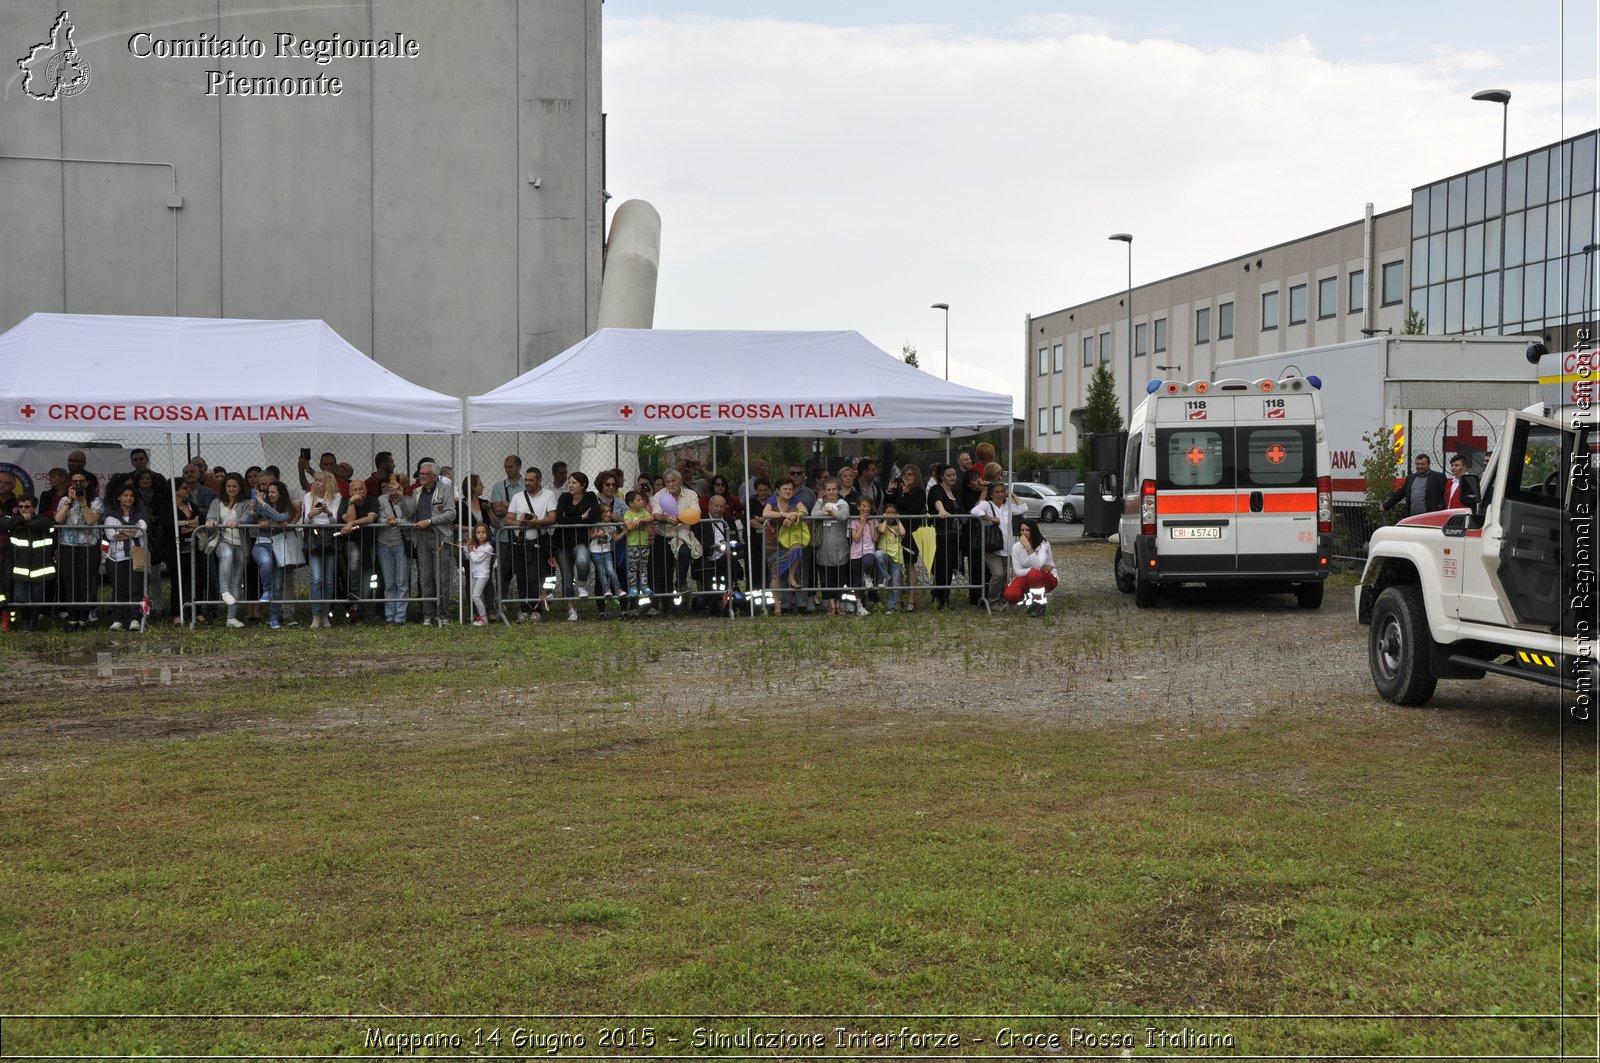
xmin=1368 ymin=585 xmax=1438 ymax=705
xmin=1114 ymin=549 xmax=1135 ymax=594
xmin=1041 ymin=507 xmax=1058 ymax=523
xmin=1064 ymin=504 xmax=1078 ymax=523
xmin=1295 ymin=581 xmax=1324 ymax=609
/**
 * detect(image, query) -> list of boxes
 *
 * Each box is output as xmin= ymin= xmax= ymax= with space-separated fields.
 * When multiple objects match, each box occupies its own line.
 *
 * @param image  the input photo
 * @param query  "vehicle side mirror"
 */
xmin=1102 ymin=474 xmax=1118 ymax=497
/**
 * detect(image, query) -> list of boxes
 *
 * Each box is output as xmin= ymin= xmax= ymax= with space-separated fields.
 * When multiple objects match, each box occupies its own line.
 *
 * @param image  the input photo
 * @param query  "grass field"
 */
xmin=1 ymin=562 xmax=1595 ymax=1058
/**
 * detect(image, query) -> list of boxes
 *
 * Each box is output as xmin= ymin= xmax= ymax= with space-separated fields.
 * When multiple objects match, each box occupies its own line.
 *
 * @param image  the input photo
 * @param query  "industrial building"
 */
xmin=1 ymin=0 xmax=606 ymax=401
xmin=1026 ymin=127 xmax=1599 ymax=454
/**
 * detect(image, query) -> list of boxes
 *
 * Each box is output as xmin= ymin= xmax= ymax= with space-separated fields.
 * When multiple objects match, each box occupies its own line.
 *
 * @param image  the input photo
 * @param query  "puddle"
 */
xmin=28 ymin=643 xmax=186 ymax=684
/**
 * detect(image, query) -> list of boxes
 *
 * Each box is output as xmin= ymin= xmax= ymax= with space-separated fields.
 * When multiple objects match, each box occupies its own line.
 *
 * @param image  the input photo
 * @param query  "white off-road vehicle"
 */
xmin=1355 ymin=395 xmax=1595 ymax=710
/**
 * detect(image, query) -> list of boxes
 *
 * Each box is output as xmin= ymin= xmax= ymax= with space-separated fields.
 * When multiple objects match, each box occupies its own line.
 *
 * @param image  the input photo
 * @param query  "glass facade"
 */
xmin=1410 ymin=130 xmax=1597 ymax=336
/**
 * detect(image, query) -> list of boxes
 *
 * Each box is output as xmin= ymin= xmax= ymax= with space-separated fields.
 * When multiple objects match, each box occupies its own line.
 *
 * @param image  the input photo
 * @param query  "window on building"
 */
xmin=1288 ymin=284 xmax=1307 ymax=325
xmin=1317 ymin=276 xmax=1337 ymax=319
xmin=1082 ymin=336 xmax=1093 ymax=367
xmin=1381 ymin=260 xmax=1404 ymax=306
xmin=1153 ymin=317 xmax=1167 ymax=353
xmin=1099 ymin=332 xmax=1111 ymax=363
xmin=1052 ymin=405 xmax=1064 ymax=434
xmin=1052 ymin=343 xmax=1063 ymax=373
xmin=1038 ymin=347 xmax=1049 ymax=375
xmin=1349 ymin=270 xmax=1365 ymax=313
xmin=1261 ymin=290 xmax=1280 ymax=331
xmin=1218 ymin=302 xmax=1234 ymax=340
xmin=1134 ymin=322 xmax=1147 ymax=357
xmin=1195 ymin=307 xmax=1211 ymax=345
xmin=1038 ymin=407 xmax=1049 ymax=435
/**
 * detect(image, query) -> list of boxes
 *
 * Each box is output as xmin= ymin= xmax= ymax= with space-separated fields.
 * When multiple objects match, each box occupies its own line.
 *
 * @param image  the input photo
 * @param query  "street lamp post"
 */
xmin=1108 ymin=233 xmax=1133 ymax=421
xmin=1472 ymin=89 xmax=1511 ymax=333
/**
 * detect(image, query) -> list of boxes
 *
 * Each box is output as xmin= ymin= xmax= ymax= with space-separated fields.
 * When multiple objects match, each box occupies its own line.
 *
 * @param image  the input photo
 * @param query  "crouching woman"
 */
xmin=1003 ymin=518 xmax=1057 ymax=618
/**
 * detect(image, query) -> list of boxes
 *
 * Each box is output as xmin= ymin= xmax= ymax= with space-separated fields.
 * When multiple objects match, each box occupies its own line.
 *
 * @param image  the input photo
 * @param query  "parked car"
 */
xmin=1010 ymin=481 xmax=1076 ymax=523
xmin=1062 ymin=483 xmax=1085 ymax=522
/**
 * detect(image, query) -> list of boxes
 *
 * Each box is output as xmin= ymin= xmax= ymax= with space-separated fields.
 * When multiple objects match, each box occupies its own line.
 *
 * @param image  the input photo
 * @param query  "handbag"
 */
xmin=130 ymin=543 xmax=150 ymax=572
xmin=192 ymin=526 xmax=220 ymax=555
xmin=983 ymin=521 xmax=1003 ymax=554
xmin=777 ymin=517 xmax=811 ymax=550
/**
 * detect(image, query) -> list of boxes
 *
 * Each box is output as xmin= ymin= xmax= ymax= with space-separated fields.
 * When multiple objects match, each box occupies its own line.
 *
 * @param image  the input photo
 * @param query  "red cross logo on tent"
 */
xmin=18 ymin=403 xmax=37 ymax=421
xmin=618 ymin=404 xmax=635 ymax=420
xmin=1186 ymin=445 xmax=1207 ymax=466
xmin=1265 ymin=444 xmax=1288 ymax=464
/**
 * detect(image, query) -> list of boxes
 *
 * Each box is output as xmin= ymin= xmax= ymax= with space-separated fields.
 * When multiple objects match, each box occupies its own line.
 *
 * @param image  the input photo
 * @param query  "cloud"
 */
xmin=605 ymin=15 xmax=1596 ymax=412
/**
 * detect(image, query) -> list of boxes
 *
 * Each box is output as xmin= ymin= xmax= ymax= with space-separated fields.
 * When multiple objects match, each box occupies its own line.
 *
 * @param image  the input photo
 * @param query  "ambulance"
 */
xmin=1111 ymin=376 xmax=1333 ymax=608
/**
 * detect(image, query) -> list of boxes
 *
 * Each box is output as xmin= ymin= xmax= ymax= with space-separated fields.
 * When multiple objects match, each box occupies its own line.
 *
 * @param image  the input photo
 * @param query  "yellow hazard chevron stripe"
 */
xmin=1517 ymin=651 xmax=1558 ymax=669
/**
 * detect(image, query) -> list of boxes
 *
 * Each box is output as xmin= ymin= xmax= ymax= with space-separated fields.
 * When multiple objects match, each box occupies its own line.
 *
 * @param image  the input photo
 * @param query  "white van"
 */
xmin=1111 ymin=376 xmax=1333 ymax=609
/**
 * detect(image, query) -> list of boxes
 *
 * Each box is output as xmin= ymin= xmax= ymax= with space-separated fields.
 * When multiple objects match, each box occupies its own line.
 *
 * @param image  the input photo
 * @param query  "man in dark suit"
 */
xmin=1443 ymin=453 xmax=1480 ymax=510
xmin=1381 ymin=453 xmax=1447 ymax=517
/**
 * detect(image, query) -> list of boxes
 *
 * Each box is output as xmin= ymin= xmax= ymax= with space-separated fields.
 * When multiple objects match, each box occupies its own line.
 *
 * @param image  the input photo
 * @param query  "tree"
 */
xmin=901 ymin=343 xmax=919 ymax=368
xmin=1082 ymin=362 xmax=1123 ymax=436
xmin=1402 ymin=309 xmax=1426 ymax=335
xmin=636 ymin=434 xmax=665 ymax=475
xmin=1362 ymin=423 xmax=1403 ymax=528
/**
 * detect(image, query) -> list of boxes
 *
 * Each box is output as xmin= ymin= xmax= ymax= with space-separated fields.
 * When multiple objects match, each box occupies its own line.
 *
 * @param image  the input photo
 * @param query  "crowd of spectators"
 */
xmin=0 ymin=444 xmax=1057 ymax=632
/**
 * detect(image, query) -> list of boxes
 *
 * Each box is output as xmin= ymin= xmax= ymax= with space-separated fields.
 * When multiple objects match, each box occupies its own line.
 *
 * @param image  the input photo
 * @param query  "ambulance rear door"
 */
xmin=1233 ymin=392 xmax=1321 ymax=574
xmin=1152 ymin=393 xmax=1238 ymax=574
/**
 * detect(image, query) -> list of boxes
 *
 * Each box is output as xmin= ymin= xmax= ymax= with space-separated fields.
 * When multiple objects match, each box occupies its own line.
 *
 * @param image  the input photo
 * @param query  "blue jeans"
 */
xmin=217 ymin=542 xmax=246 ymax=620
xmin=251 ymin=540 xmax=280 ymax=621
xmin=591 ymin=543 xmax=622 ymax=596
xmin=378 ymin=541 xmax=409 ymax=623
xmin=308 ymin=545 xmax=334 ymax=616
xmin=558 ymin=542 xmax=592 ymax=598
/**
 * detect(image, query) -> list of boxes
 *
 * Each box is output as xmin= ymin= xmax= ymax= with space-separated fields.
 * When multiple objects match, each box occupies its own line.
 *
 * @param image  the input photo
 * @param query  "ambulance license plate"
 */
xmin=1170 ymin=526 xmax=1221 ymax=539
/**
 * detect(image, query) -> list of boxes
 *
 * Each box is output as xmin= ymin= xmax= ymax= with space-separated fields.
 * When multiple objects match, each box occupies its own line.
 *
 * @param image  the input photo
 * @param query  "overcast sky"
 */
xmin=602 ymin=1 xmax=1598 ymax=412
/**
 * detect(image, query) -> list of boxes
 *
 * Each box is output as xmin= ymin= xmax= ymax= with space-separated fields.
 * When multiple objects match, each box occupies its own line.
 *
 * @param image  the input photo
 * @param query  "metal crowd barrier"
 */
xmin=1 ymin=520 xmax=154 ymax=632
xmin=490 ymin=517 xmax=742 ymax=621
xmin=748 ymin=509 xmax=993 ymax=615
xmin=2 ymin=512 xmax=1015 ymax=631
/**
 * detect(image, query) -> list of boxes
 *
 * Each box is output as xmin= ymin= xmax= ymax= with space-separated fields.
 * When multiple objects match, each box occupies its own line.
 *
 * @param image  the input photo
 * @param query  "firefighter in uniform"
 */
xmin=0 ymin=495 xmax=56 ymax=632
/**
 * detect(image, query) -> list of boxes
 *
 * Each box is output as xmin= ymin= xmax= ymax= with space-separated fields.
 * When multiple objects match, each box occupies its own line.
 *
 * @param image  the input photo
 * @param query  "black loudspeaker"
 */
xmin=1090 ymin=432 xmax=1125 ymax=476
xmin=1083 ymin=472 xmax=1119 ymax=538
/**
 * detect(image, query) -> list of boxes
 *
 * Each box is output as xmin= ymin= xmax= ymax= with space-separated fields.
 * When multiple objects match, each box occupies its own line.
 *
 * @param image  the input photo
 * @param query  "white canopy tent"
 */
xmin=0 ymin=313 xmax=462 ymax=434
xmin=466 ymin=329 xmax=1014 ymax=437
xmin=0 ymin=313 xmax=463 ymax=625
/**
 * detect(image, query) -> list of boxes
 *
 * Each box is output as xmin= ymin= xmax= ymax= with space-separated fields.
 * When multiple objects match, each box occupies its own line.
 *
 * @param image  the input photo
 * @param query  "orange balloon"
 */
xmin=680 ymin=506 xmax=702 ymax=525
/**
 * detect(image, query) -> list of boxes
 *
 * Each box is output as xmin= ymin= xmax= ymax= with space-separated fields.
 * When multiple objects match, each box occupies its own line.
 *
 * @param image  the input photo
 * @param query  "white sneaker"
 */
xmin=473 ymin=616 xmax=487 ymax=627
xmin=221 ymin=591 xmax=237 ymax=606
xmin=226 ymin=618 xmax=245 ymax=629
xmin=576 ymin=587 xmax=589 ymax=598
xmin=109 ymin=621 xmax=124 ymax=631
xmin=566 ymin=607 xmax=578 ymax=623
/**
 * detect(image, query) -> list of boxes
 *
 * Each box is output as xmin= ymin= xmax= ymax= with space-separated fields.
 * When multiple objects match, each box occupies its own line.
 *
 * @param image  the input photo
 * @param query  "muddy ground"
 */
xmin=0 ymin=543 xmax=1572 ymax=763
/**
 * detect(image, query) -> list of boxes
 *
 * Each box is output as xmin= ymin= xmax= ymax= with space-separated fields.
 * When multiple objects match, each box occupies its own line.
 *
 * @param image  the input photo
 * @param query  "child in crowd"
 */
xmin=621 ymin=490 xmax=654 ymax=604
xmin=876 ymin=503 xmax=907 ymax=613
xmin=455 ymin=522 xmax=496 ymax=626
xmin=848 ymin=495 xmax=879 ymax=617
xmin=813 ymin=477 xmax=850 ymax=616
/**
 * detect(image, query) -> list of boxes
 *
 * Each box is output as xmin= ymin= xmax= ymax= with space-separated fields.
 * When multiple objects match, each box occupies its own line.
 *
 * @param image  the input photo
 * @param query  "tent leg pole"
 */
xmin=167 ymin=432 xmax=185 ymax=629
xmin=743 ymin=431 xmax=755 ymax=618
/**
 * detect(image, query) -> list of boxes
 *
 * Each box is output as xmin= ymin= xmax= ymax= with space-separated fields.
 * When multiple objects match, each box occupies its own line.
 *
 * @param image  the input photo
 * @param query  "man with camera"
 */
xmin=54 ymin=472 xmax=103 ymax=631
xmin=505 ymin=466 xmax=558 ymax=620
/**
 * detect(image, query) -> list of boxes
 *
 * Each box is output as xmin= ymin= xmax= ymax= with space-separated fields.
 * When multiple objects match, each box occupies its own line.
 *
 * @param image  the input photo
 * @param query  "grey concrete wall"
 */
xmin=0 ymin=0 xmax=602 ymax=398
